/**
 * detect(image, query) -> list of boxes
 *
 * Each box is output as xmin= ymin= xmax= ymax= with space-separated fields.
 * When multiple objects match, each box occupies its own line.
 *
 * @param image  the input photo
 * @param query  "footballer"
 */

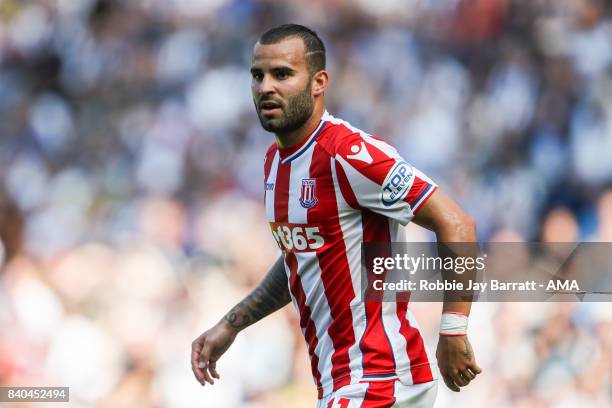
xmin=192 ymin=24 xmax=481 ymax=407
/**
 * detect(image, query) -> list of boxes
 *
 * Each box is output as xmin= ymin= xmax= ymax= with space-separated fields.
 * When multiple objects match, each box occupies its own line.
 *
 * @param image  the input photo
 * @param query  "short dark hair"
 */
xmin=258 ymin=24 xmax=326 ymax=75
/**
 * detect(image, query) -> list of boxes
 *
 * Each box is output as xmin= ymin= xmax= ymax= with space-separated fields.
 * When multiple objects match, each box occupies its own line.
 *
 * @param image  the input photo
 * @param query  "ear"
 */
xmin=311 ymin=70 xmax=328 ymax=97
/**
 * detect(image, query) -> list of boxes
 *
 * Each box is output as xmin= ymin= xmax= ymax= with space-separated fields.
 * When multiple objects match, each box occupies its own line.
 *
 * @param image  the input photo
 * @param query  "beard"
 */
xmin=255 ymin=79 xmax=314 ymax=134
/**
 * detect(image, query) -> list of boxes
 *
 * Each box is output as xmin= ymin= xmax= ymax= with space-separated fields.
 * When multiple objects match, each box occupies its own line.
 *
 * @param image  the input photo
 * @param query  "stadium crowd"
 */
xmin=0 ymin=0 xmax=610 ymax=406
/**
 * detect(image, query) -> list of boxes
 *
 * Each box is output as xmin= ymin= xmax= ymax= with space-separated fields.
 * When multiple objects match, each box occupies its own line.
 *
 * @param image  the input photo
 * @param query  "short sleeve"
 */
xmin=334 ymin=132 xmax=437 ymax=225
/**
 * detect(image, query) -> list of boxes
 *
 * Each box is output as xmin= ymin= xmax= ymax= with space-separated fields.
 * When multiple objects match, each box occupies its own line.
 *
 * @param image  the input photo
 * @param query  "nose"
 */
xmin=257 ymin=74 xmax=276 ymax=96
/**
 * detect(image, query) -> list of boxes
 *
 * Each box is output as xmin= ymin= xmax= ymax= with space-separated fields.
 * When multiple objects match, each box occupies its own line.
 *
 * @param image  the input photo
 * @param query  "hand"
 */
xmin=436 ymin=335 xmax=481 ymax=392
xmin=191 ymin=319 xmax=238 ymax=386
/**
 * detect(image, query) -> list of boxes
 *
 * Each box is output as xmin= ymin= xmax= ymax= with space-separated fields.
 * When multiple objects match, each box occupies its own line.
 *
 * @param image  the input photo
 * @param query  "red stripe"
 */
xmin=274 ymin=160 xmax=291 ymax=222
xmin=443 ymin=311 xmax=469 ymax=317
xmin=286 ymin=253 xmax=324 ymax=398
xmin=334 ymin=160 xmax=360 ymax=209
xmin=412 ymin=186 xmax=437 ymax=214
xmin=361 ymin=210 xmax=397 ymax=375
xmin=264 ymin=145 xmax=276 ymax=182
xmin=334 ymin=130 xmax=396 ymax=186
xmin=264 ymin=147 xmax=277 ymax=206
xmin=404 ymin=176 xmax=429 ymax=206
xmin=361 ymin=380 xmax=396 ymax=408
xmin=309 ymin=143 xmax=355 ymax=391
xmin=396 ymin=301 xmax=434 ymax=383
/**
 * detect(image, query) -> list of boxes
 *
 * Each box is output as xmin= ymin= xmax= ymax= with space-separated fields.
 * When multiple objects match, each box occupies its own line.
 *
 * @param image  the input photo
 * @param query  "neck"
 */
xmin=274 ymin=104 xmax=325 ymax=149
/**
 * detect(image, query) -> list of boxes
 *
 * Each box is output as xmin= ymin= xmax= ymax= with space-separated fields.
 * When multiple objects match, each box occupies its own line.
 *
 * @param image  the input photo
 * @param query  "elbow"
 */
xmin=436 ymin=211 xmax=477 ymax=241
xmin=455 ymin=213 xmax=477 ymax=240
xmin=464 ymin=215 xmax=477 ymax=238
xmin=461 ymin=213 xmax=476 ymax=231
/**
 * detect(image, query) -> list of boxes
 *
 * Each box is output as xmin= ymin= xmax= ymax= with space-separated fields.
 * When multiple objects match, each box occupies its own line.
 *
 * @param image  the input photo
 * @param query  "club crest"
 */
xmin=299 ymin=178 xmax=318 ymax=208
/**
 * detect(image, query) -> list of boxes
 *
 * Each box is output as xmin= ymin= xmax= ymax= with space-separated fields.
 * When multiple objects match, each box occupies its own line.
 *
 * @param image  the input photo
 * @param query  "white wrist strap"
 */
xmin=440 ymin=312 xmax=468 ymax=336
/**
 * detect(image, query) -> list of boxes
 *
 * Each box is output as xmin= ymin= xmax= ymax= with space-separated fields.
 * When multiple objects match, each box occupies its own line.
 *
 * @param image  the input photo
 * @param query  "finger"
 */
xmin=442 ymin=374 xmax=460 ymax=392
xmin=198 ymin=359 xmax=214 ymax=385
xmin=452 ymin=371 xmax=469 ymax=387
xmin=199 ymin=344 xmax=214 ymax=385
xmin=209 ymin=360 xmax=220 ymax=379
xmin=191 ymin=343 xmax=206 ymax=385
xmin=461 ymin=369 xmax=476 ymax=381
xmin=467 ymin=361 xmax=482 ymax=375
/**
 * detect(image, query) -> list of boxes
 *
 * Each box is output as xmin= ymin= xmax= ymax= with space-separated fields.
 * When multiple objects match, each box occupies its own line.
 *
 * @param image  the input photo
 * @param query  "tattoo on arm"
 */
xmin=224 ymin=256 xmax=291 ymax=330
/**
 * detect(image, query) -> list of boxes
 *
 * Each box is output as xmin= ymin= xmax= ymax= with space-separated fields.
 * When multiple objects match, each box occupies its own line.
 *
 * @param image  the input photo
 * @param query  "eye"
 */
xmin=252 ymin=72 xmax=263 ymax=81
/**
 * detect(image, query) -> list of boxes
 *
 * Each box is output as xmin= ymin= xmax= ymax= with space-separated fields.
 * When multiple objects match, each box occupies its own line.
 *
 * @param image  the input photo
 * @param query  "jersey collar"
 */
xmin=278 ymin=111 xmax=329 ymax=163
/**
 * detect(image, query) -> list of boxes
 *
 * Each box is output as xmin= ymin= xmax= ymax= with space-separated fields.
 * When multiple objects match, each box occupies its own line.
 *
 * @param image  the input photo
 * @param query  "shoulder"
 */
xmin=317 ymin=113 xmax=400 ymax=164
xmin=316 ymin=113 xmax=368 ymax=156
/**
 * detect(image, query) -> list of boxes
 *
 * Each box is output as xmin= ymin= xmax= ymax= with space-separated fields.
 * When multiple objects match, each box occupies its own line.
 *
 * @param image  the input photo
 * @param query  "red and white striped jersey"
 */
xmin=263 ymin=111 xmax=438 ymax=399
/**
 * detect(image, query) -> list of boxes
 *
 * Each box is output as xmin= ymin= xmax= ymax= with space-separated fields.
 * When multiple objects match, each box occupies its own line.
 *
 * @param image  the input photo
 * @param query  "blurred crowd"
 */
xmin=0 ymin=0 xmax=611 ymax=407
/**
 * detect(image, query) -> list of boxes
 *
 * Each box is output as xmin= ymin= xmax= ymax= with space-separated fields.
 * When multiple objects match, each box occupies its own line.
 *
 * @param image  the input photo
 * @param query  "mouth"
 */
xmin=259 ymin=100 xmax=283 ymax=116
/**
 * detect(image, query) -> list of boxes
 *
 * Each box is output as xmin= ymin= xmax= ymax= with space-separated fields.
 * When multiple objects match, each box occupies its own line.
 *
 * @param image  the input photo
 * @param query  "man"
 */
xmin=192 ymin=24 xmax=481 ymax=407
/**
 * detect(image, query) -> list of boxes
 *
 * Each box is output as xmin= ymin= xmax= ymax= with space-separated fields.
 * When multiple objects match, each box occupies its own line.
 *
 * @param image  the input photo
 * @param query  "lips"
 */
xmin=259 ymin=100 xmax=283 ymax=115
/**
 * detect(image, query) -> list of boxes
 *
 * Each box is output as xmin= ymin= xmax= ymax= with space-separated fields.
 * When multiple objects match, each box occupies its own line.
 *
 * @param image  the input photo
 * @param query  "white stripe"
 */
xmin=282 ymin=255 xmax=331 ymax=393
xmin=407 ymin=310 xmax=437 ymax=382
xmin=265 ymin=151 xmax=280 ymax=221
xmin=286 ymin=146 xmax=334 ymax=396
xmin=412 ymin=185 xmax=436 ymax=212
xmin=287 ymin=143 xmax=314 ymax=223
xmin=361 ymin=133 xmax=402 ymax=160
xmin=381 ymin=302 xmax=413 ymax=384
xmin=295 ymin=251 xmax=335 ymax=397
xmin=413 ymin=167 xmax=435 ymax=185
xmin=330 ymin=158 xmax=366 ymax=382
xmin=324 ymin=113 xmax=370 ymax=140
xmin=392 ymin=308 xmax=437 ymax=386
xmin=383 ymin=219 xmax=414 ymax=382
xmin=282 ymin=119 xmax=326 ymax=164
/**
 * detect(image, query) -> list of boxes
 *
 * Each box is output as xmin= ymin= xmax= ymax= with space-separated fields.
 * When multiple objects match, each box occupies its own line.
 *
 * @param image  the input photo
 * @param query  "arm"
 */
xmin=191 ymin=255 xmax=290 ymax=386
xmin=224 ymin=255 xmax=291 ymax=330
xmin=412 ymin=189 xmax=482 ymax=392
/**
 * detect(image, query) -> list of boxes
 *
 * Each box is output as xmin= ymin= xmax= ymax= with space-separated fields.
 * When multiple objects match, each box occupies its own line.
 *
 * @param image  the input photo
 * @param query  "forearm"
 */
xmin=412 ymin=190 xmax=479 ymax=316
xmin=434 ymin=220 xmax=482 ymax=390
xmin=223 ymin=255 xmax=291 ymax=332
xmin=406 ymin=171 xmax=482 ymax=391
xmin=435 ymin=217 xmax=477 ymax=316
